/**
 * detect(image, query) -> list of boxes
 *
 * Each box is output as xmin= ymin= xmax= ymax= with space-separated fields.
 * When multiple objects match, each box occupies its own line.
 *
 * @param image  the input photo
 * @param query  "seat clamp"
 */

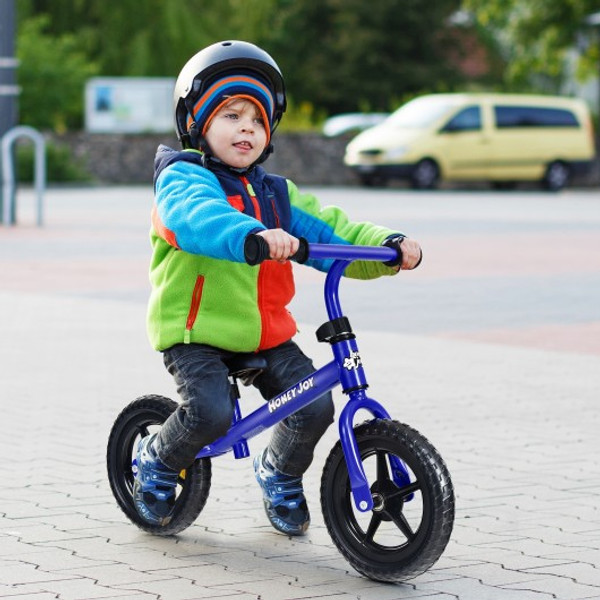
xmin=316 ymin=317 xmax=355 ymax=344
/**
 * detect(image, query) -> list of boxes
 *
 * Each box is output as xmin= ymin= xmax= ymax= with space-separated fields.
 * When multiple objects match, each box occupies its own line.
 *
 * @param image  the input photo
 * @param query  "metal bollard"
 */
xmin=1 ymin=126 xmax=46 ymax=226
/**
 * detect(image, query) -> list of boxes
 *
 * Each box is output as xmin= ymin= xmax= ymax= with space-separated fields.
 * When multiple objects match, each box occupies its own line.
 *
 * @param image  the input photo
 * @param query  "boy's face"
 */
xmin=204 ymin=98 xmax=268 ymax=169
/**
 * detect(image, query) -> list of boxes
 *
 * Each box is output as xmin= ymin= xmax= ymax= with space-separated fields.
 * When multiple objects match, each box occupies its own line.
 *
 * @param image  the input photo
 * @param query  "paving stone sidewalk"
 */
xmin=0 ymin=187 xmax=598 ymax=600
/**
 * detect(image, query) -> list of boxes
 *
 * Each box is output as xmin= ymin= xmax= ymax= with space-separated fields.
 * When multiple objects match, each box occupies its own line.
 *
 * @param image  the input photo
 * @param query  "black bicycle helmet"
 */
xmin=174 ymin=40 xmax=286 ymax=154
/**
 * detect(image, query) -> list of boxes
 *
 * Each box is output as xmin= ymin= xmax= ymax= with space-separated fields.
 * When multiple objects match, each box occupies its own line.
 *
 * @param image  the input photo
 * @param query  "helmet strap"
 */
xmin=186 ymin=122 xmax=201 ymax=150
xmin=183 ymin=123 xmax=216 ymax=162
xmin=254 ymin=142 xmax=273 ymax=165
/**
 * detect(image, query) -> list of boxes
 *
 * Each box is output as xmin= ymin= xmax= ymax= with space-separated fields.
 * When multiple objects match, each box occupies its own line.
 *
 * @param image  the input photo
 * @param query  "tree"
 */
xmin=16 ymin=0 xmax=280 ymax=129
xmin=265 ymin=0 xmax=464 ymax=114
xmin=18 ymin=0 xmax=279 ymax=78
xmin=17 ymin=15 xmax=98 ymax=131
xmin=16 ymin=0 xmax=467 ymax=129
xmin=462 ymin=0 xmax=600 ymax=92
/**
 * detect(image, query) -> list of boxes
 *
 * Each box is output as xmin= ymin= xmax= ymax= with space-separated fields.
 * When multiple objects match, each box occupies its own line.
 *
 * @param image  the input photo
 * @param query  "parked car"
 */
xmin=344 ymin=93 xmax=595 ymax=190
xmin=322 ymin=112 xmax=389 ymax=137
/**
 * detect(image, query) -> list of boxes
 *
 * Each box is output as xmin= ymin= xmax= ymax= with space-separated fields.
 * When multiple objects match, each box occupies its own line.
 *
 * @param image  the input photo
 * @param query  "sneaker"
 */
xmin=254 ymin=449 xmax=310 ymax=536
xmin=132 ymin=434 xmax=178 ymax=526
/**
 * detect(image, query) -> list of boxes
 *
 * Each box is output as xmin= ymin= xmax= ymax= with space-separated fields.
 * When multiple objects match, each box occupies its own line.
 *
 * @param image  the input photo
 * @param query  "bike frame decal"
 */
xmin=267 ymin=375 xmax=316 ymax=413
xmin=195 ymin=360 xmax=340 ymax=459
xmin=343 ymin=350 xmax=362 ymax=371
xmin=332 ymin=338 xmax=368 ymax=392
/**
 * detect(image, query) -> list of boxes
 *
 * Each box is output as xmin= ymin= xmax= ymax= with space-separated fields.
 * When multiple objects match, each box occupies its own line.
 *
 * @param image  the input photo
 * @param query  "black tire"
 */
xmin=543 ymin=161 xmax=570 ymax=191
xmin=410 ymin=159 xmax=440 ymax=189
xmin=320 ymin=419 xmax=454 ymax=582
xmin=107 ymin=394 xmax=211 ymax=536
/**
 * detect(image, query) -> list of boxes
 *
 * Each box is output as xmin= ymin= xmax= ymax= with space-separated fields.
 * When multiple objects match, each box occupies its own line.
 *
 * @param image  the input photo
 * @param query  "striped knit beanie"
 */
xmin=186 ymin=71 xmax=276 ymax=143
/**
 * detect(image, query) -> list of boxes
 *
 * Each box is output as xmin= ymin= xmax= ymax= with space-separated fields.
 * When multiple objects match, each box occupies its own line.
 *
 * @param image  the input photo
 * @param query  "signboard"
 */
xmin=85 ymin=77 xmax=175 ymax=133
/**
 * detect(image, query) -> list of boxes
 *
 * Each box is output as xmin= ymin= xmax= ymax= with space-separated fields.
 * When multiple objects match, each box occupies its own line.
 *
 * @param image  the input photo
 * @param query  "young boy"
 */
xmin=134 ymin=40 xmax=422 ymax=535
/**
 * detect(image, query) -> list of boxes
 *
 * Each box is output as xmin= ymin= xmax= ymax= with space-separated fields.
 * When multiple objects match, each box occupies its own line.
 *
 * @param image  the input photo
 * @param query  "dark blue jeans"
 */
xmin=154 ymin=340 xmax=334 ymax=476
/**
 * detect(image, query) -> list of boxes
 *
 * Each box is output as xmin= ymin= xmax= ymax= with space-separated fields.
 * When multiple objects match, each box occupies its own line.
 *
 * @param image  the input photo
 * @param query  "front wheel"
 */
xmin=320 ymin=419 xmax=454 ymax=582
xmin=410 ymin=159 xmax=440 ymax=189
xmin=106 ymin=394 xmax=212 ymax=536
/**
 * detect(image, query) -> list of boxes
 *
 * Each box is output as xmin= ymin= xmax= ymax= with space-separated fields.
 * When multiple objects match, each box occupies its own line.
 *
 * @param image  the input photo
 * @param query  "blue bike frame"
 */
xmin=195 ymin=243 xmax=410 ymax=512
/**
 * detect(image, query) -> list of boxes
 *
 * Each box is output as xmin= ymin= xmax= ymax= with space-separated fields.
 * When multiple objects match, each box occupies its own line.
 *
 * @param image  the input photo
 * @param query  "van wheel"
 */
xmin=411 ymin=160 xmax=439 ymax=190
xmin=543 ymin=161 xmax=570 ymax=191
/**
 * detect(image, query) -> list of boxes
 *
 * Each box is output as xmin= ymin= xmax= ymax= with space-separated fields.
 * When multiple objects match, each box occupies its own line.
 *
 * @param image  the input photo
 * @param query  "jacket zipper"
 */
xmin=185 ymin=275 xmax=205 ymax=343
xmin=270 ymin=198 xmax=281 ymax=228
xmin=240 ymin=176 xmax=262 ymax=222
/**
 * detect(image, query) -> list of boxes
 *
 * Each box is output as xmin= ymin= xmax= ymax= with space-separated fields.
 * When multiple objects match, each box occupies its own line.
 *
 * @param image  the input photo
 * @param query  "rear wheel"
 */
xmin=411 ymin=159 xmax=440 ymax=189
xmin=107 ymin=394 xmax=211 ymax=536
xmin=543 ymin=161 xmax=570 ymax=191
xmin=321 ymin=419 xmax=454 ymax=582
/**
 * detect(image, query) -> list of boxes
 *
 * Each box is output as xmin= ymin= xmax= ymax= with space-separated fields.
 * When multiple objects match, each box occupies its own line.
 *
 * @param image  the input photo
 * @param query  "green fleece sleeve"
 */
xmin=287 ymin=180 xmax=403 ymax=279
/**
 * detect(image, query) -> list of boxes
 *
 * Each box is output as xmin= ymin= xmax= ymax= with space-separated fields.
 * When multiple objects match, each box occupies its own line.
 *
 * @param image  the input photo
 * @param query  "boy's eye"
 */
xmin=225 ymin=112 xmax=238 ymax=120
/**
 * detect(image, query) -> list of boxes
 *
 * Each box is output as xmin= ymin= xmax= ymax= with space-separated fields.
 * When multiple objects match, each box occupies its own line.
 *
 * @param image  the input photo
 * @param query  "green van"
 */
xmin=344 ymin=93 xmax=595 ymax=190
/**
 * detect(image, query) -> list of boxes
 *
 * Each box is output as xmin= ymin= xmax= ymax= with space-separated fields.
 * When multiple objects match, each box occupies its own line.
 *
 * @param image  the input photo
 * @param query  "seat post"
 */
xmin=229 ymin=376 xmax=250 ymax=459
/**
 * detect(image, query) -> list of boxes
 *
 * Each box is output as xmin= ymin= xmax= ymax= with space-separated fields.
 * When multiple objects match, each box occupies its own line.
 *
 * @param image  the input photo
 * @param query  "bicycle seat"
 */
xmin=224 ymin=354 xmax=268 ymax=386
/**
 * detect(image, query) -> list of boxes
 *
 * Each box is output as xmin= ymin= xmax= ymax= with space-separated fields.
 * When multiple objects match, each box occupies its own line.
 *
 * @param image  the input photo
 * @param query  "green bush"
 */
xmin=15 ymin=141 xmax=92 ymax=183
xmin=277 ymin=99 xmax=326 ymax=133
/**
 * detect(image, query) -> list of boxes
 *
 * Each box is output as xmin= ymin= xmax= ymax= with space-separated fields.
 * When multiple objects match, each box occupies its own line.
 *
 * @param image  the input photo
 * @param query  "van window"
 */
xmin=494 ymin=105 xmax=579 ymax=128
xmin=387 ymin=96 xmax=462 ymax=129
xmin=441 ymin=106 xmax=481 ymax=132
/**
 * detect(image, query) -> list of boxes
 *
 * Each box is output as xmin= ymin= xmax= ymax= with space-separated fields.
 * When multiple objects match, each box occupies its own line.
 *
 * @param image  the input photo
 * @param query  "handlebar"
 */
xmin=244 ymin=234 xmax=400 ymax=266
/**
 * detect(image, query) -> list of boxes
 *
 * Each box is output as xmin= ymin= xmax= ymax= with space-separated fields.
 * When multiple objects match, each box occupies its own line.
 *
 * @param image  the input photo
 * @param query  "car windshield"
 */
xmin=386 ymin=97 xmax=460 ymax=129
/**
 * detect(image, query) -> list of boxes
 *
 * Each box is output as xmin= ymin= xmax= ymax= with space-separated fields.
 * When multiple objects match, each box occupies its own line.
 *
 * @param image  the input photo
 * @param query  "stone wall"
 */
xmin=49 ymin=132 xmax=357 ymax=186
xmin=48 ymin=131 xmax=599 ymax=188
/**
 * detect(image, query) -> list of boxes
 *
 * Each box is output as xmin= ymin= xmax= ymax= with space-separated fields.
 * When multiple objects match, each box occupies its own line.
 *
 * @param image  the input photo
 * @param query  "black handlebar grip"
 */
xmin=244 ymin=234 xmax=270 ymax=265
xmin=382 ymin=235 xmax=404 ymax=267
xmin=244 ymin=234 xmax=310 ymax=265
xmin=291 ymin=237 xmax=309 ymax=264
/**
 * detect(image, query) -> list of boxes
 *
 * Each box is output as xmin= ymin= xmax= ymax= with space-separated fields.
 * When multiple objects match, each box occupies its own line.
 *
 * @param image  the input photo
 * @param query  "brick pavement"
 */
xmin=0 ymin=187 xmax=598 ymax=600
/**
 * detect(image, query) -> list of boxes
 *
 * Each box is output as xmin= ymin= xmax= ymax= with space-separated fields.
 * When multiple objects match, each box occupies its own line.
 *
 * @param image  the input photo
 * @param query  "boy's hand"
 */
xmin=256 ymin=229 xmax=300 ymax=263
xmin=399 ymin=238 xmax=422 ymax=270
xmin=384 ymin=235 xmax=422 ymax=270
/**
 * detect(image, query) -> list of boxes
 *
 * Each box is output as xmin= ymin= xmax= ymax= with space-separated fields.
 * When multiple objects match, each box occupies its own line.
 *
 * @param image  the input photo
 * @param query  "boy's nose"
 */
xmin=240 ymin=118 xmax=254 ymax=132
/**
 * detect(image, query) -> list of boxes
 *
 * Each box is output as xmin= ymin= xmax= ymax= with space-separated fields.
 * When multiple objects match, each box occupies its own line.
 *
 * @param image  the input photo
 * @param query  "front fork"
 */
xmin=338 ymin=391 xmax=412 ymax=512
xmin=332 ymin=337 xmax=411 ymax=512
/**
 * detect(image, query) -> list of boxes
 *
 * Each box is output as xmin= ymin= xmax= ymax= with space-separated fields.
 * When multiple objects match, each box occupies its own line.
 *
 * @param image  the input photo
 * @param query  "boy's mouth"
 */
xmin=234 ymin=141 xmax=253 ymax=150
